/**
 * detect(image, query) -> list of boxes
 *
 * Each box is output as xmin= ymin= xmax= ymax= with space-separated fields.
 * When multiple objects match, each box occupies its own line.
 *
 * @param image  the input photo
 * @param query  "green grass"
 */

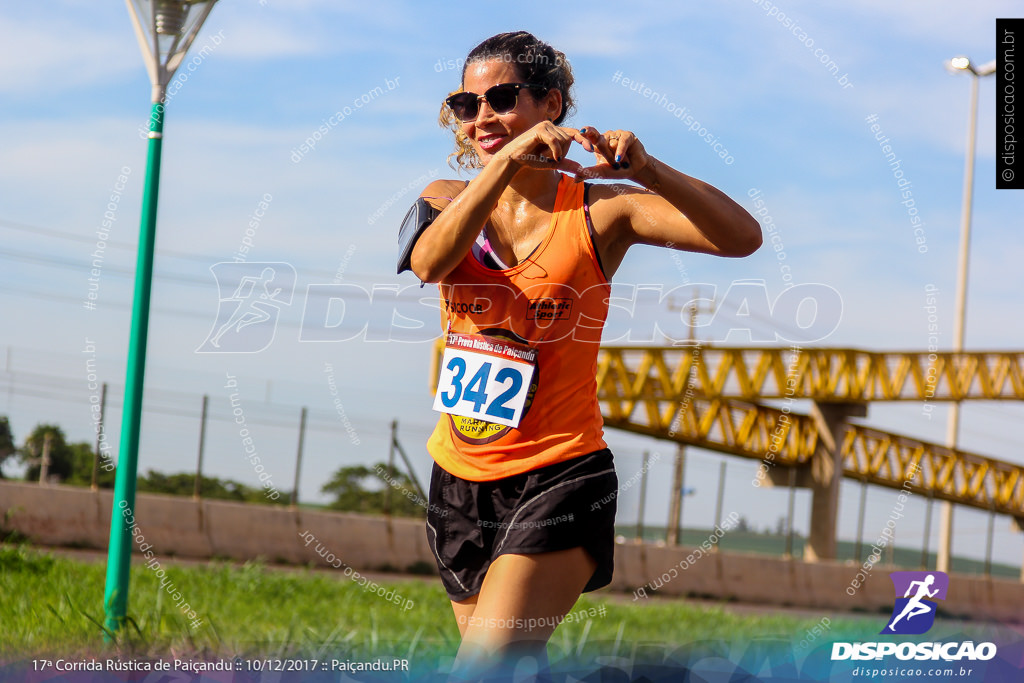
xmin=0 ymin=543 xmax=1007 ymax=666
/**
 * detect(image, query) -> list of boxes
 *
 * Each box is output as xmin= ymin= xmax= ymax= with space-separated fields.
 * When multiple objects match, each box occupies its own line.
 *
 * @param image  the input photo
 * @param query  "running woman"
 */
xmin=404 ymin=31 xmax=761 ymax=678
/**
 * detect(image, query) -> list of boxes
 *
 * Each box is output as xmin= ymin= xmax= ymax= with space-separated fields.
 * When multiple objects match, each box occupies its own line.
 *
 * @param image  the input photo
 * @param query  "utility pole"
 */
xmin=666 ymin=445 xmax=686 ymax=545
xmin=713 ymin=459 xmax=727 ymax=531
xmin=91 ymin=382 xmax=108 ymax=490
xmin=384 ymin=420 xmax=397 ymax=515
xmin=290 ymin=406 xmax=307 ymax=506
xmin=636 ymin=451 xmax=650 ymax=542
xmin=938 ymin=55 xmax=995 ymax=573
xmin=193 ymin=394 xmax=208 ymax=500
xmin=38 ymin=432 xmax=53 ymax=485
xmin=666 ymin=288 xmax=713 ymax=545
xmin=667 ymin=286 xmax=714 ymax=347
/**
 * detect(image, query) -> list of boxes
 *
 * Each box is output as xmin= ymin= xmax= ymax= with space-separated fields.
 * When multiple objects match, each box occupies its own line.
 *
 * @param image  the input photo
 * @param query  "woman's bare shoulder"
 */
xmin=420 ymin=178 xmax=470 ymax=204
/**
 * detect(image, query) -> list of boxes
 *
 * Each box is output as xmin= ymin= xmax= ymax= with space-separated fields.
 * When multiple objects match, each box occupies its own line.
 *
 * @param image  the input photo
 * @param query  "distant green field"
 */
xmin=617 ymin=525 xmax=1021 ymax=580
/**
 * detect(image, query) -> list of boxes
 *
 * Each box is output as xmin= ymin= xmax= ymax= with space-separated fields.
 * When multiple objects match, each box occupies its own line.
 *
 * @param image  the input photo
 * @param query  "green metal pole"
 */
xmin=103 ymin=99 xmax=164 ymax=634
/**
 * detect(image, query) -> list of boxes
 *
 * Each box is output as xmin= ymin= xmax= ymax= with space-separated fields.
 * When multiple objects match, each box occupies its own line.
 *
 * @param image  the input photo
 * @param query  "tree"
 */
xmin=66 ymin=441 xmax=115 ymax=488
xmin=0 ymin=417 xmax=14 ymax=478
xmin=774 ymin=515 xmax=789 ymax=537
xmin=137 ymin=470 xmax=286 ymax=504
xmin=19 ymin=424 xmax=108 ymax=486
xmin=321 ymin=463 xmax=424 ymax=517
xmin=21 ymin=424 xmax=74 ymax=482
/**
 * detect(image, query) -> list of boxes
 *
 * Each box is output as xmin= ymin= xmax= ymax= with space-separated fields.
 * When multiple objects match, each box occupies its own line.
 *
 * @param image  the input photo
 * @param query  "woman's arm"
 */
xmin=409 ymin=157 xmax=520 ymax=283
xmin=627 ymin=154 xmax=762 ymax=256
xmin=410 ymin=122 xmax=588 ymax=283
xmin=580 ymin=128 xmax=762 ymax=275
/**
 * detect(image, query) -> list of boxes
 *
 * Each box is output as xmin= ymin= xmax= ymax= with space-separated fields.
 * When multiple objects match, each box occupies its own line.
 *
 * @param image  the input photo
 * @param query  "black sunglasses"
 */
xmin=445 ymin=82 xmax=549 ymax=122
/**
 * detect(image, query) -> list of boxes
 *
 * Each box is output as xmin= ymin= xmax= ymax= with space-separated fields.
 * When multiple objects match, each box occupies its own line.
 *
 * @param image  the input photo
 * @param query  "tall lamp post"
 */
xmin=936 ymin=56 xmax=995 ymax=574
xmin=104 ymin=0 xmax=219 ymax=634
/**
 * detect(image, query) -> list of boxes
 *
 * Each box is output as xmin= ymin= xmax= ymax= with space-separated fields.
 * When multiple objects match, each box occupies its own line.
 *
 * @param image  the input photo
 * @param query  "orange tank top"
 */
xmin=427 ymin=174 xmax=610 ymax=481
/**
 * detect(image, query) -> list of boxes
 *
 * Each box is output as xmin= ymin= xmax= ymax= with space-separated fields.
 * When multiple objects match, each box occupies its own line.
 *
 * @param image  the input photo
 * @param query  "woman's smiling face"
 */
xmin=460 ymin=59 xmax=561 ymax=164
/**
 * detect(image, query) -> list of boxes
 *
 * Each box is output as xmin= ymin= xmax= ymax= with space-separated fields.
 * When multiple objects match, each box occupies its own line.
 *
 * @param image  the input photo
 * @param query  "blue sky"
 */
xmin=1 ymin=1 xmax=1022 ymax=570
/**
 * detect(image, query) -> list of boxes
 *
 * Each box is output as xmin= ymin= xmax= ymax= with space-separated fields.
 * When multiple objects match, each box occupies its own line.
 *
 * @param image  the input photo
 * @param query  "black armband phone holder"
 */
xmin=397 ymin=197 xmax=440 ymax=275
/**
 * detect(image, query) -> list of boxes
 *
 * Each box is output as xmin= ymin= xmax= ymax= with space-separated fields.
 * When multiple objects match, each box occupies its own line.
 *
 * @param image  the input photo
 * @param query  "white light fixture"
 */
xmin=126 ymin=0 xmax=218 ymax=102
xmin=945 ymin=56 xmax=997 ymax=77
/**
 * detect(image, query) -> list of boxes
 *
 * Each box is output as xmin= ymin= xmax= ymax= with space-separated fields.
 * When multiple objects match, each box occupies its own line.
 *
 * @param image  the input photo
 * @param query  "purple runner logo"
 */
xmin=882 ymin=571 xmax=949 ymax=635
xmin=196 ymin=262 xmax=296 ymax=353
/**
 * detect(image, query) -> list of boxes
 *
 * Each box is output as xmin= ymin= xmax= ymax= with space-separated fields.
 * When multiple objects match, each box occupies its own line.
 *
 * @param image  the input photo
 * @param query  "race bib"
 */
xmin=433 ymin=332 xmax=538 ymax=429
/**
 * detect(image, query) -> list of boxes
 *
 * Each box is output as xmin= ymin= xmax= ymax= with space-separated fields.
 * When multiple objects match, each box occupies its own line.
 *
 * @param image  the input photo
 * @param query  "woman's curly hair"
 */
xmin=439 ymin=31 xmax=575 ymax=171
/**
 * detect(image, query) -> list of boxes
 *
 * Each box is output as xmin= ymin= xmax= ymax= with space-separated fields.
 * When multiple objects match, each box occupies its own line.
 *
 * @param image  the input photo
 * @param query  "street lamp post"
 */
xmin=103 ymin=0 xmax=219 ymax=634
xmin=936 ymin=56 xmax=995 ymax=574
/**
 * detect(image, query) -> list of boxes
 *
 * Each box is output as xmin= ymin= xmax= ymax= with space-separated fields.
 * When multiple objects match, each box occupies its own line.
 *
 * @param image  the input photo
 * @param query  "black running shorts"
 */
xmin=425 ymin=448 xmax=618 ymax=602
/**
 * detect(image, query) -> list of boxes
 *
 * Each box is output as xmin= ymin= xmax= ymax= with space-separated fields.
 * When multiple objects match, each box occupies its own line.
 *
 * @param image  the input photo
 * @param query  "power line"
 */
xmin=0 ymin=375 xmax=437 ymax=438
xmin=0 ymin=281 xmax=442 ymax=342
xmin=0 ymin=349 xmax=436 ymax=412
xmin=0 ymin=246 xmax=208 ymax=287
xmin=0 ymin=216 xmax=391 ymax=284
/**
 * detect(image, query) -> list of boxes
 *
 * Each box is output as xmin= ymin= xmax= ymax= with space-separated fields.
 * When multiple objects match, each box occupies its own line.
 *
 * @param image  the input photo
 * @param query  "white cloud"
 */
xmin=0 ymin=15 xmax=139 ymax=95
xmin=834 ymin=0 xmax=1016 ymax=47
xmin=197 ymin=16 xmax=323 ymax=59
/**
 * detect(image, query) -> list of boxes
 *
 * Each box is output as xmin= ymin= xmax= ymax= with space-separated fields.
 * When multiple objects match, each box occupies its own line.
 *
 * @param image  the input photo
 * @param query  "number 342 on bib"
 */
xmin=432 ymin=333 xmax=537 ymax=429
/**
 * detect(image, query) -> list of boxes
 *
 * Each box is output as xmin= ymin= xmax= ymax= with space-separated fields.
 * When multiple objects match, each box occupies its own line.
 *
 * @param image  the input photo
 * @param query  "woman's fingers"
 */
xmin=608 ymin=130 xmax=635 ymax=167
xmin=571 ymin=127 xmax=595 ymax=153
xmin=573 ymin=129 xmax=649 ymax=180
xmin=577 ymin=126 xmax=636 ymax=180
xmin=519 ymin=124 xmax=575 ymax=166
xmin=600 ymin=129 xmax=637 ymax=169
xmin=579 ymin=127 xmax=618 ymax=168
xmin=556 ymin=157 xmax=585 ymax=176
xmin=505 ymin=124 xmax=643 ymax=180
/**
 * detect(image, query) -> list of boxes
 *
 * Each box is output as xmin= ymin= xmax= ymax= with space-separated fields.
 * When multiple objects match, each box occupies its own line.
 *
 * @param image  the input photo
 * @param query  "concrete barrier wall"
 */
xmin=2 ymin=480 xmax=1021 ymax=623
xmin=0 ymin=481 xmax=434 ymax=573
xmin=610 ymin=542 xmax=1023 ymax=623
